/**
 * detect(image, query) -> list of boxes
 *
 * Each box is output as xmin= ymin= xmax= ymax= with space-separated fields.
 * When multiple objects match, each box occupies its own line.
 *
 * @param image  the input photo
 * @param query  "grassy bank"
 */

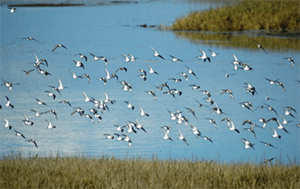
xmin=1 ymin=154 xmax=299 ymax=188
xmin=171 ymin=1 xmax=299 ymax=32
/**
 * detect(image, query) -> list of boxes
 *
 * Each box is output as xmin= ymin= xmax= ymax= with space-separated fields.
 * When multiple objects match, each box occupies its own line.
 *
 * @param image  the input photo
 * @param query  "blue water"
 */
xmin=1 ymin=1 xmax=299 ymax=164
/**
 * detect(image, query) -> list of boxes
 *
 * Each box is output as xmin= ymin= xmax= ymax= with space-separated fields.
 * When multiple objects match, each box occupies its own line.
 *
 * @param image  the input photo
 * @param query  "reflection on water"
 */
xmin=173 ymin=30 xmax=300 ymax=52
xmin=0 ymin=1 xmax=299 ymax=164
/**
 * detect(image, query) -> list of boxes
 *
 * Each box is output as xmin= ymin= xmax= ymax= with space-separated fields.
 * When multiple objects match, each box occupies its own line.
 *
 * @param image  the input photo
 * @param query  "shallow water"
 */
xmin=1 ymin=1 xmax=299 ymax=164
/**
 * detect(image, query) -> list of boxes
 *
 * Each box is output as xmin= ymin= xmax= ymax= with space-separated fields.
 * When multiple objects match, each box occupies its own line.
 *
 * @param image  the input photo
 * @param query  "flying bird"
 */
xmin=169 ymin=54 xmax=184 ymax=62
xmin=198 ymin=49 xmax=211 ymax=62
xmin=178 ymin=129 xmax=189 ymax=146
xmin=22 ymin=37 xmax=39 ymax=42
xmin=52 ymin=44 xmax=67 ymax=52
xmin=251 ymin=38 xmax=267 ymax=54
xmin=14 ymin=130 xmax=26 ymax=139
xmin=25 ymin=139 xmax=38 ymax=148
xmin=151 ymin=46 xmax=165 ymax=60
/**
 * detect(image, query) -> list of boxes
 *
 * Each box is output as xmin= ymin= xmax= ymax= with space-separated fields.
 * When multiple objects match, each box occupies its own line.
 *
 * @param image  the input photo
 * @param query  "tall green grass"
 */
xmin=1 ymin=153 xmax=299 ymax=188
xmin=171 ymin=1 xmax=299 ymax=31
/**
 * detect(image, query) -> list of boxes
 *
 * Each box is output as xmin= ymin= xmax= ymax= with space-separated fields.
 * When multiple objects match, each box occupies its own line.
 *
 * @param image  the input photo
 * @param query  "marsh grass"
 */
xmin=1 ymin=152 xmax=299 ymax=189
xmin=171 ymin=1 xmax=299 ymax=32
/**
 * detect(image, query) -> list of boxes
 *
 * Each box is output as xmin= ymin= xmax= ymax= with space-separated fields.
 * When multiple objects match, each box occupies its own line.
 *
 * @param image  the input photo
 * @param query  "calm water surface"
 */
xmin=1 ymin=1 xmax=299 ymax=163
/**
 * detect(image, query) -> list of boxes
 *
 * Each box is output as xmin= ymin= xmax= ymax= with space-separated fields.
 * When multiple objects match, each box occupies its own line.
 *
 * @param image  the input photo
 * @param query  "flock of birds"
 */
xmin=2 ymin=6 xmax=299 ymax=163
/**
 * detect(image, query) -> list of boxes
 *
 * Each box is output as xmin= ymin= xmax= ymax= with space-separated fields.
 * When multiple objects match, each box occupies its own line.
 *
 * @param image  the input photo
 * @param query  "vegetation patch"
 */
xmin=171 ymin=1 xmax=299 ymax=32
xmin=1 ymin=153 xmax=299 ymax=189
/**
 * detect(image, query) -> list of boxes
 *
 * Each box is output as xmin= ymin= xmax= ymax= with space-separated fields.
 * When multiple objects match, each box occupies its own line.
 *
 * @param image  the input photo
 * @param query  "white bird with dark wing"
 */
xmin=35 ymin=98 xmax=47 ymax=106
xmin=162 ymin=129 xmax=173 ymax=141
xmin=89 ymin=53 xmax=100 ymax=61
xmin=282 ymin=107 xmax=295 ymax=119
xmin=190 ymin=125 xmax=201 ymax=138
xmin=3 ymin=118 xmax=12 ymax=130
xmin=138 ymin=106 xmax=149 ymax=117
xmin=178 ymin=129 xmax=189 ymax=146
xmin=151 ymin=46 xmax=165 ymax=60
xmin=73 ymin=60 xmax=85 ymax=70
xmin=242 ymin=138 xmax=255 ymax=149
xmin=5 ymin=96 xmax=14 ymax=108
xmin=22 ymin=113 xmax=34 ymax=126
xmin=283 ymin=57 xmax=294 ymax=68
xmin=270 ymin=128 xmax=281 ymax=139
xmin=147 ymin=64 xmax=159 ymax=75
xmin=44 ymin=91 xmax=56 ymax=100
xmin=45 ymin=119 xmax=56 ymax=129
xmin=114 ymin=133 xmax=124 ymax=141
xmin=74 ymin=53 xmax=87 ymax=61
xmin=14 ymin=130 xmax=26 ymax=139
xmin=124 ymin=101 xmax=134 ymax=110
xmin=202 ymin=136 xmax=213 ymax=143
xmin=104 ymin=134 xmax=114 ymax=139
xmin=198 ymin=49 xmax=210 ymax=62
xmin=169 ymin=54 xmax=183 ymax=62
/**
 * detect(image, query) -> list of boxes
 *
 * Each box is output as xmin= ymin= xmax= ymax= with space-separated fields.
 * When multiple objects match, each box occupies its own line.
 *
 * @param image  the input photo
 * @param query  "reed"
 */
xmin=171 ymin=1 xmax=299 ymax=32
xmin=172 ymin=30 xmax=300 ymax=52
xmin=1 ymin=153 xmax=299 ymax=189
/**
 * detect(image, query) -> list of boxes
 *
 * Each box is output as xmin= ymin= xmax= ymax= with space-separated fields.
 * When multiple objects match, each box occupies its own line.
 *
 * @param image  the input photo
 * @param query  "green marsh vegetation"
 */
xmin=169 ymin=1 xmax=300 ymax=52
xmin=1 ymin=153 xmax=299 ymax=189
xmin=171 ymin=1 xmax=299 ymax=32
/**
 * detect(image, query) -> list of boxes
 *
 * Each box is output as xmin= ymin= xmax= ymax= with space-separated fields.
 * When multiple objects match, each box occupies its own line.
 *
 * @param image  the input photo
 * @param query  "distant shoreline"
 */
xmin=5 ymin=1 xmax=137 ymax=7
xmin=7 ymin=3 xmax=84 ymax=7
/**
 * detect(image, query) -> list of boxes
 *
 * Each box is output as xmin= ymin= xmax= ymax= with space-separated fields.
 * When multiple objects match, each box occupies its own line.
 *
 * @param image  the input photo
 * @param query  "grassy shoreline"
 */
xmin=171 ymin=1 xmax=299 ymax=32
xmin=1 ymin=154 xmax=299 ymax=188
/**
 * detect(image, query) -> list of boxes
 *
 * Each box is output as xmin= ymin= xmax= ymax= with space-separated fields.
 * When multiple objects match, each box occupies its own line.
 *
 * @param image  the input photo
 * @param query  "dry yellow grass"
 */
xmin=1 ymin=153 xmax=299 ymax=189
xmin=171 ymin=1 xmax=299 ymax=32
